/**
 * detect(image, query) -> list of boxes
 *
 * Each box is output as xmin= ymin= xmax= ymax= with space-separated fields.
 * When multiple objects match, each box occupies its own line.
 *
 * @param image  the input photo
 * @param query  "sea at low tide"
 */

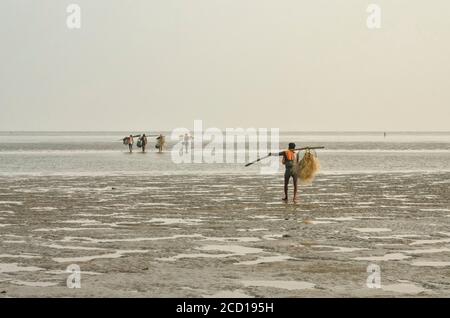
xmin=0 ymin=131 xmax=449 ymax=176
xmin=0 ymin=131 xmax=449 ymax=297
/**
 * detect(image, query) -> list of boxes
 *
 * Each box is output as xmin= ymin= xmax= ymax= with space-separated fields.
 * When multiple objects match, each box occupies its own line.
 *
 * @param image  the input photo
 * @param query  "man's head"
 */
xmin=288 ymin=143 xmax=296 ymax=150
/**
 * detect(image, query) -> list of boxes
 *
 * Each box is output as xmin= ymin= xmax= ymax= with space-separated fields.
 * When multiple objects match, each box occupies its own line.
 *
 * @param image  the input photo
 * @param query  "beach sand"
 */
xmin=0 ymin=172 xmax=449 ymax=297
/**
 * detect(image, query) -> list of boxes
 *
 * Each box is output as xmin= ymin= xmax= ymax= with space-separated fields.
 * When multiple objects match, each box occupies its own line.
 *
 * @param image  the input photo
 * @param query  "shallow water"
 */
xmin=52 ymin=250 xmax=148 ymax=263
xmin=241 ymin=280 xmax=316 ymax=291
xmin=353 ymin=253 xmax=411 ymax=261
xmin=203 ymin=289 xmax=253 ymax=298
xmin=0 ymin=263 xmax=43 ymax=273
xmin=10 ymin=280 xmax=58 ymax=287
xmin=381 ymin=283 xmax=427 ymax=294
xmin=235 ymin=255 xmax=294 ymax=265
xmin=0 ymin=131 xmax=449 ymax=176
xmin=411 ymin=261 xmax=450 ymax=267
xmin=158 ymin=244 xmax=263 ymax=262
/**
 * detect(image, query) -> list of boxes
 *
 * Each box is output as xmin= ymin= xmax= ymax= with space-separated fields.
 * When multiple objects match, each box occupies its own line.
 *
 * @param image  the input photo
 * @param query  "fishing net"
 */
xmin=296 ymin=149 xmax=320 ymax=184
xmin=155 ymin=135 xmax=166 ymax=149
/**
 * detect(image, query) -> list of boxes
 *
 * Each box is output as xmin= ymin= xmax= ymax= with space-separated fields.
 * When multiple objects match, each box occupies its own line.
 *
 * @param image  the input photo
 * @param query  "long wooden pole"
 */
xmin=119 ymin=134 xmax=161 ymax=141
xmin=294 ymin=146 xmax=325 ymax=151
xmin=244 ymin=154 xmax=272 ymax=167
xmin=244 ymin=146 xmax=325 ymax=167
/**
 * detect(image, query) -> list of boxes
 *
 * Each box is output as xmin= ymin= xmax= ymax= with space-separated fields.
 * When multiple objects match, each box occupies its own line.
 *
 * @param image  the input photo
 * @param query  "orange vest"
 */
xmin=283 ymin=150 xmax=296 ymax=164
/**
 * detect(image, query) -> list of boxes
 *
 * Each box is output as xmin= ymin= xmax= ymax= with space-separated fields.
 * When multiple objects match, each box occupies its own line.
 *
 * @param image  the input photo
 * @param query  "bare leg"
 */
xmin=283 ymin=174 xmax=289 ymax=201
xmin=293 ymin=176 xmax=298 ymax=202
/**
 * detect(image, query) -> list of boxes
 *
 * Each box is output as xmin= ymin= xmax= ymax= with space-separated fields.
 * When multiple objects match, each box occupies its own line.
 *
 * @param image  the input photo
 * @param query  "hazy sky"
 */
xmin=1 ymin=0 xmax=449 ymax=131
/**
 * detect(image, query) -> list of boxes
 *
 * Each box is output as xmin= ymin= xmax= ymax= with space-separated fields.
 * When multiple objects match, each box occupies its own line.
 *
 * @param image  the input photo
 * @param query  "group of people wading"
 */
xmin=123 ymin=134 xmax=165 ymax=153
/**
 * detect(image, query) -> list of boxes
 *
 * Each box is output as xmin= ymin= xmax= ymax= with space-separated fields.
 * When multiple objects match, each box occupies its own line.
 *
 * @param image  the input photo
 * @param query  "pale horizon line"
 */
xmin=0 ymin=130 xmax=449 ymax=134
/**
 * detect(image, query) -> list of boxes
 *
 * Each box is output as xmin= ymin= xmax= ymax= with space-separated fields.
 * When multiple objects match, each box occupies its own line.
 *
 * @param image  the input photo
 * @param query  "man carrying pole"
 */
xmin=245 ymin=144 xmax=324 ymax=203
xmin=269 ymin=142 xmax=298 ymax=202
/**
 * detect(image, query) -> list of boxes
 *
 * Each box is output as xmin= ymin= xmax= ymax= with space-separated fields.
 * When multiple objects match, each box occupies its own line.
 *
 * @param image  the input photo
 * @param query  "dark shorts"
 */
xmin=284 ymin=161 xmax=298 ymax=179
xmin=285 ymin=169 xmax=297 ymax=179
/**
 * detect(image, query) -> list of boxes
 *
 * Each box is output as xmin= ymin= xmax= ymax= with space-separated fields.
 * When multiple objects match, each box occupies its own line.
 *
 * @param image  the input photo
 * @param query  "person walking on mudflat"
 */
xmin=140 ymin=134 xmax=148 ymax=153
xmin=128 ymin=135 xmax=134 ymax=153
xmin=270 ymin=142 xmax=299 ymax=202
xmin=156 ymin=134 xmax=165 ymax=153
xmin=245 ymin=144 xmax=323 ymax=202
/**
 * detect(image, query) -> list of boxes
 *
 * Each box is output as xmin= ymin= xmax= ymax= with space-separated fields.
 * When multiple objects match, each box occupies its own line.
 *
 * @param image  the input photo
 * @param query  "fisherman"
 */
xmin=183 ymin=133 xmax=190 ymax=153
xmin=128 ymin=134 xmax=134 ymax=153
xmin=156 ymin=134 xmax=165 ymax=153
xmin=140 ymin=134 xmax=148 ymax=152
xmin=270 ymin=143 xmax=298 ymax=202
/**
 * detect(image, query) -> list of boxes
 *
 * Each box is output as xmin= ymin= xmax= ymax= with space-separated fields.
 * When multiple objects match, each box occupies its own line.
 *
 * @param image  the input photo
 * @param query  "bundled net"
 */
xmin=156 ymin=135 xmax=166 ymax=148
xmin=296 ymin=149 xmax=320 ymax=184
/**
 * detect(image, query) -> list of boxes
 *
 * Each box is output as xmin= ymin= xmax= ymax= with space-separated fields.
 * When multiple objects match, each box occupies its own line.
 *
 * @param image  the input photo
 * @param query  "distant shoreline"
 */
xmin=0 ymin=131 xmax=449 ymax=134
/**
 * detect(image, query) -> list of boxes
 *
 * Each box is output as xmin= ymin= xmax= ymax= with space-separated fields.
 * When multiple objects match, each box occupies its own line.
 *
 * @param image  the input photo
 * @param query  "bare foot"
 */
xmin=293 ymin=197 xmax=299 ymax=203
xmin=282 ymin=197 xmax=288 ymax=201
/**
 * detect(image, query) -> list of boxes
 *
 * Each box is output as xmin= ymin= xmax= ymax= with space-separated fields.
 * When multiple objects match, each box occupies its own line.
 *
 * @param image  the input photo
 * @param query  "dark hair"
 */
xmin=288 ymin=143 xmax=296 ymax=149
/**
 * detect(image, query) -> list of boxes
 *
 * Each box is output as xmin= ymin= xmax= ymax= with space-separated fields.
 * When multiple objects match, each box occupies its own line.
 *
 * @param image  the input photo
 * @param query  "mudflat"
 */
xmin=0 ymin=172 xmax=449 ymax=297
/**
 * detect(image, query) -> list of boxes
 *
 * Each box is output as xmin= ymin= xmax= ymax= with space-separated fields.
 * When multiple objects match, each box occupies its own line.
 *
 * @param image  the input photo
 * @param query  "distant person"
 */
xmin=128 ymin=135 xmax=134 ymax=153
xmin=140 ymin=134 xmax=148 ymax=152
xmin=156 ymin=134 xmax=166 ymax=153
xmin=270 ymin=142 xmax=299 ymax=202
xmin=183 ymin=133 xmax=191 ymax=153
